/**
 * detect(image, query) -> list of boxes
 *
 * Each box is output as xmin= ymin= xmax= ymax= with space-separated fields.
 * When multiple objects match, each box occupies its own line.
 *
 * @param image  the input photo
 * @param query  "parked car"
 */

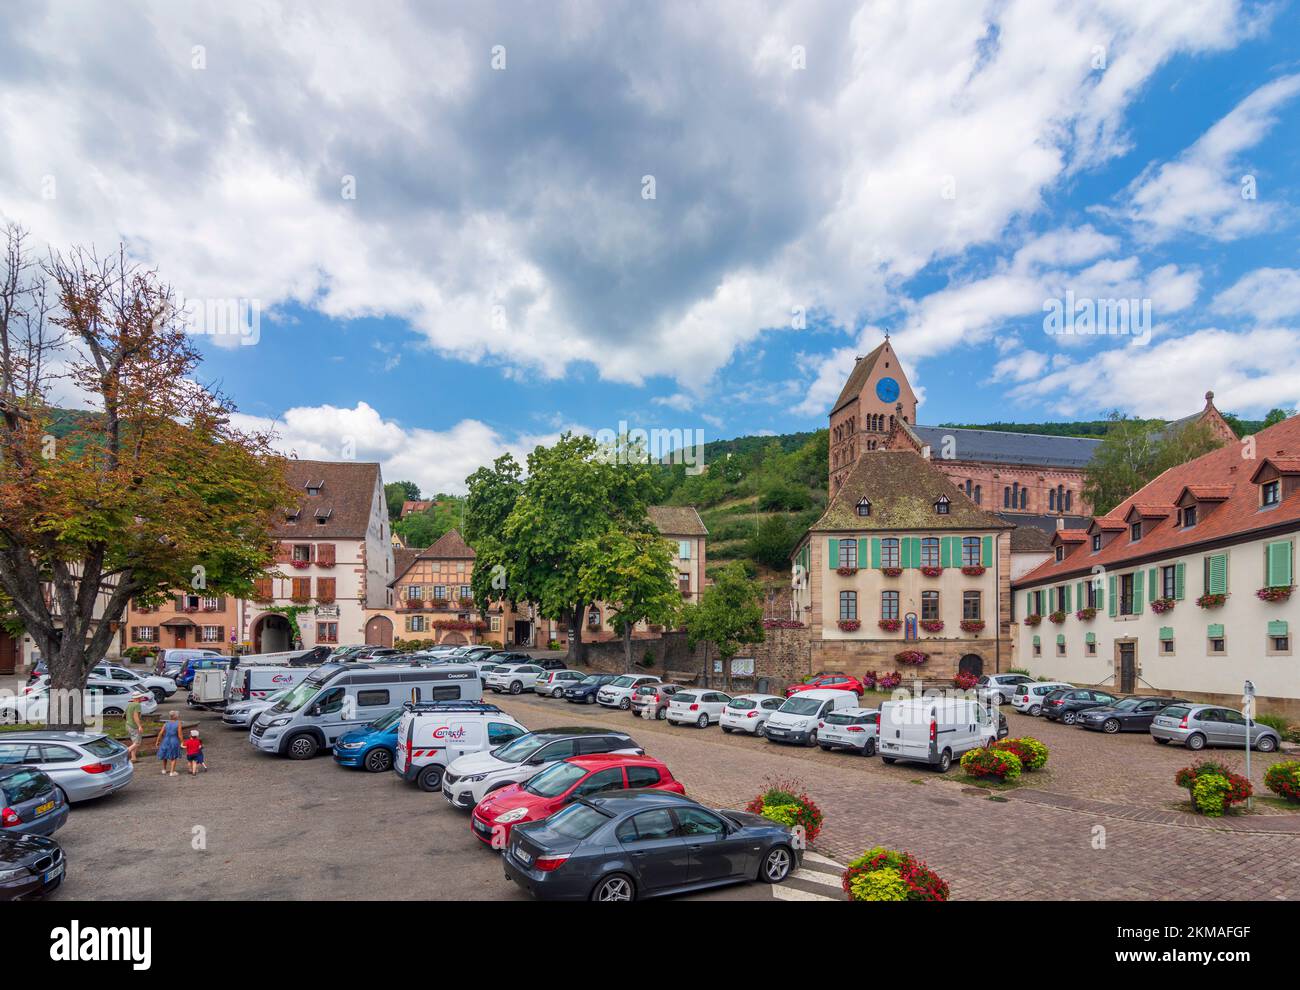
xmin=153 ymin=647 xmax=223 ymax=677
xmin=332 ymin=707 xmax=404 ymax=772
xmin=486 ymin=663 xmax=547 ymax=695
xmin=719 ymin=694 xmax=785 ymax=736
xmin=817 ymin=707 xmax=880 ymax=755
xmin=89 ymin=664 xmax=177 ymax=703
xmin=443 ymin=727 xmax=643 ymax=810
xmin=1150 ymin=704 xmax=1281 ymax=752
xmin=501 ymin=790 xmax=798 ymax=901
xmin=534 ymin=658 xmax=567 ymax=671
xmin=563 ymin=673 xmax=621 ymax=705
xmin=597 ymin=674 xmax=661 ymax=710
xmin=0 ymin=832 xmax=64 ymax=900
xmin=536 ymin=670 xmax=586 ymax=698
xmin=666 ymin=689 xmax=733 ymax=728
xmin=472 ymin=753 xmax=684 ymax=847
xmin=763 ymin=689 xmax=858 ymax=746
xmin=1010 ymin=681 xmax=1074 ymax=716
xmin=976 ymin=673 xmax=1036 ymax=705
xmin=0 ymin=766 xmax=67 ymax=837
xmin=222 ymin=689 xmax=289 ymax=729
xmin=785 ymin=673 xmax=864 ymax=698
xmin=629 ymin=683 xmax=683 ymax=720
xmin=1041 ymin=688 xmax=1119 ymax=724
xmin=0 ymin=731 xmax=133 ymax=803
xmin=393 ymin=701 xmax=527 ymax=791
xmin=1078 ymin=695 xmax=1188 ymax=734
xmin=457 ymin=646 xmax=498 ymax=662
xmin=1 ymin=682 xmax=156 ymax=724
xmin=491 ymin=651 xmax=535 ymax=666
xmin=877 ymin=697 xmax=998 ymax=772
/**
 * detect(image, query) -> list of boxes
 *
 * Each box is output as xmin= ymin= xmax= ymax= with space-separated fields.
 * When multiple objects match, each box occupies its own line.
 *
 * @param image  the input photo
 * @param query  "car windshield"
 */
xmin=491 ymin=734 xmax=552 ymax=763
xmin=1112 ymin=698 xmax=1143 ymax=711
xmin=524 ymin=761 xmax=589 ymax=797
xmin=542 ymin=803 xmax=609 ymax=840
xmin=610 ymin=676 xmax=636 ymax=688
xmin=369 ymin=709 xmax=404 ymax=731
xmin=272 ymin=680 xmax=322 ymax=713
xmin=780 ymin=697 xmax=823 ymax=715
xmin=824 ymin=712 xmax=866 ymax=725
xmin=1162 ymin=706 xmax=1191 ymax=719
xmin=728 ymin=698 xmax=757 ymax=710
xmin=579 ymin=675 xmax=602 ymax=686
xmin=674 ymin=693 xmax=698 ymax=704
xmin=83 ymin=737 xmax=125 ymax=757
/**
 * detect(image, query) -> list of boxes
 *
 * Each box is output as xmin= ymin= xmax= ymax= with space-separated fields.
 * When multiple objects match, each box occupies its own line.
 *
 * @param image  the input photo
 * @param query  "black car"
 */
xmin=503 ymin=790 xmax=799 ymax=901
xmin=997 ymin=711 xmax=1009 ymax=739
xmin=535 ymin=658 xmax=567 ymax=671
xmin=1041 ymin=688 xmax=1119 ymax=724
xmin=1077 ymin=695 xmax=1188 ymax=733
xmin=0 ymin=832 xmax=65 ymax=900
xmin=563 ymin=673 xmax=620 ymax=704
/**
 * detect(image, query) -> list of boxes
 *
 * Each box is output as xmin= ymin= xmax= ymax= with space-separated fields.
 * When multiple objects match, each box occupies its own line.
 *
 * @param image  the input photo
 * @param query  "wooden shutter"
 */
xmin=316 ymin=578 xmax=336 ymax=603
xmin=1266 ymin=541 xmax=1293 ymax=587
xmin=1064 ymin=584 xmax=1072 ymax=611
xmin=858 ymin=538 xmax=868 ymax=568
xmin=1207 ymin=554 xmax=1227 ymax=595
xmin=1075 ymin=581 xmax=1083 ymax=608
xmin=274 ymin=542 xmax=291 ymax=564
xmin=1148 ymin=568 xmax=1158 ymax=602
xmin=981 ymin=535 xmax=993 ymax=567
xmin=1107 ymin=575 xmax=1117 ymax=617
xmin=940 ymin=538 xmax=950 ymax=568
xmin=291 ymin=577 xmax=310 ymax=601
xmin=1174 ymin=563 xmax=1185 ymax=600
xmin=1024 ymin=592 xmax=1033 ymax=615
xmin=871 ymin=538 xmax=881 ymax=568
xmin=1132 ymin=573 xmax=1144 ymax=613
xmin=317 ymin=543 xmax=336 ymax=566
xmin=1095 ymin=578 xmax=1104 ymax=613
xmin=828 ymin=539 xmax=839 ymax=568
xmin=254 ymin=577 xmax=273 ymax=600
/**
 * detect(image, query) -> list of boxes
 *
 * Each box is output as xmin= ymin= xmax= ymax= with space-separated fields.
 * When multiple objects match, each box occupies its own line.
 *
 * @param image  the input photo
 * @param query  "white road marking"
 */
xmin=802 ymin=851 xmax=842 ymax=867
xmin=773 ymin=883 xmax=839 ymax=901
xmin=793 ymin=867 xmax=844 ymax=888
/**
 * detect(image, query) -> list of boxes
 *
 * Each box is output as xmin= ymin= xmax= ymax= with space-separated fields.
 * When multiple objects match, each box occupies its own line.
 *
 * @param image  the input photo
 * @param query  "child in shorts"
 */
xmin=183 ymin=729 xmax=208 ymax=775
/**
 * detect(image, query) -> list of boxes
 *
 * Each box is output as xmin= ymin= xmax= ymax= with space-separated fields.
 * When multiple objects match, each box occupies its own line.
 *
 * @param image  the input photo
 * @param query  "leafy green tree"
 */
xmin=681 ymin=562 xmax=764 ymax=689
xmin=1262 ymin=408 xmax=1292 ymax=429
xmin=1083 ymin=412 xmax=1225 ymax=515
xmin=747 ymin=515 xmax=799 ymax=569
xmin=384 ymin=480 xmax=421 ymax=520
xmin=577 ymin=530 xmax=680 ymax=668
xmin=393 ymin=500 xmax=462 ymax=549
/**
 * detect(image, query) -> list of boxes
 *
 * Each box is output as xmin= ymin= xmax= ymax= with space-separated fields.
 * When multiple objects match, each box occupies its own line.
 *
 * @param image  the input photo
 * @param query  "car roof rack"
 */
xmin=400 ymin=700 xmax=503 ymax=714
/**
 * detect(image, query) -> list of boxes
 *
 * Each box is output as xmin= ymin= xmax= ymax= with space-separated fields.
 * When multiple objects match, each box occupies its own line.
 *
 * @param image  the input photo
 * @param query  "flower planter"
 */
xmin=290 ymin=560 xmax=311 ymax=569
xmin=953 ymin=672 xmax=979 ymax=690
xmin=919 ymin=619 xmax=944 ymax=633
xmin=894 ymin=650 xmax=928 ymax=666
xmin=1023 ymin=614 xmax=1042 ymax=627
xmin=836 ymin=566 xmax=859 ymax=577
xmin=960 ymin=566 xmax=985 ymax=576
xmin=1257 ymin=586 xmax=1293 ymax=603
xmin=1048 ymin=611 xmax=1066 ymax=624
xmin=841 ymin=847 xmax=948 ymax=902
xmin=959 ymin=619 xmax=985 ymax=633
xmin=879 ymin=567 xmax=902 ymax=577
xmin=837 ymin=619 xmax=861 ymax=632
xmin=1196 ymin=593 xmax=1226 ymax=609
xmin=876 ymin=671 xmax=903 ymax=689
xmin=1150 ymin=597 xmax=1175 ymax=614
xmin=919 ymin=566 xmax=943 ymax=578
xmin=763 ymin=619 xmax=805 ymax=629
xmin=1074 ymin=607 xmax=1097 ymax=621
xmin=877 ymin=618 xmax=901 ymax=633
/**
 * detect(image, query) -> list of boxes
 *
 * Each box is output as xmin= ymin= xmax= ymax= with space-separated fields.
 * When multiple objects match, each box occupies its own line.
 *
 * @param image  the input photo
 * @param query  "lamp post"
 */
xmin=1243 ymin=679 xmax=1256 ymax=810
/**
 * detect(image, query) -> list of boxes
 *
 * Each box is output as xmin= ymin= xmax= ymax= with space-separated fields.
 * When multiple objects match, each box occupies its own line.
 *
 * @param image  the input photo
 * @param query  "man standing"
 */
xmin=125 ymin=693 xmax=144 ymax=764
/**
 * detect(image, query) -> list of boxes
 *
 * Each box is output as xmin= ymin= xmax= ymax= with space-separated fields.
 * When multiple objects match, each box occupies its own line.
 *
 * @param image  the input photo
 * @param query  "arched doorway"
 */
xmin=958 ymin=653 xmax=984 ymax=677
xmin=365 ymin=615 xmax=393 ymax=648
xmin=253 ymin=614 xmax=292 ymax=653
xmin=439 ymin=631 xmax=467 ymax=646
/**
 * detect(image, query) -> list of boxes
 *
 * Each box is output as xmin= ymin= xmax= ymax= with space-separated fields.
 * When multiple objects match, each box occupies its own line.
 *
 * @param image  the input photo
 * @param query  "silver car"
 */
xmin=222 ymin=689 xmax=289 ymax=728
xmin=1149 ymin=704 xmax=1281 ymax=752
xmin=0 ymin=731 xmax=134 ymax=803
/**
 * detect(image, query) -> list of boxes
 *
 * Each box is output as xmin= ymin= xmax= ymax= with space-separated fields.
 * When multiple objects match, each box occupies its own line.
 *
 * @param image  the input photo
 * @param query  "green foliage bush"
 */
xmin=1175 ymin=761 xmax=1252 ymax=815
xmin=849 ymin=867 xmax=909 ymax=901
xmin=841 ymin=846 xmax=949 ymax=901
xmin=992 ymin=736 xmax=1049 ymax=771
xmin=1264 ymin=761 xmax=1300 ymax=803
xmin=960 ymin=747 xmax=1023 ymax=781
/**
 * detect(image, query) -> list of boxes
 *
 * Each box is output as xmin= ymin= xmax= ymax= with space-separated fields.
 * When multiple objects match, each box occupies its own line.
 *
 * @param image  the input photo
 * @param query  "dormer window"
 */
xmin=856 ymin=498 xmax=871 ymax=518
xmin=1054 ymin=546 xmax=1064 ymax=562
xmin=934 ymin=495 xmax=950 ymax=515
xmin=1182 ymin=504 xmax=1197 ymax=528
xmin=1262 ymin=480 xmax=1280 ymax=507
xmin=1091 ymin=534 xmax=1102 ymax=552
xmin=285 ymin=508 xmax=301 ymax=523
xmin=1130 ymin=521 xmax=1141 ymax=542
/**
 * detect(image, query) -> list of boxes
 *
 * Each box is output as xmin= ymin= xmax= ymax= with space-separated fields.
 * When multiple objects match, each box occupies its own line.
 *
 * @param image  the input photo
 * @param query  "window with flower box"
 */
xmin=920 ymin=538 xmax=940 ymax=568
xmin=880 ymin=538 xmax=900 ymax=568
xmin=881 ymin=591 xmax=899 ymax=621
xmin=921 ymin=591 xmax=939 ymax=622
xmin=132 ymin=626 xmax=157 ymax=643
xmin=201 ymin=626 xmax=222 ymax=643
xmin=961 ymin=537 xmax=981 ymax=567
xmin=839 ymin=591 xmax=857 ymax=621
xmin=316 ymin=622 xmax=338 ymax=644
xmin=291 ymin=544 xmax=312 ymax=563
xmin=838 ymin=539 xmax=858 ymax=569
xmin=963 ymin=591 xmax=981 ymax=621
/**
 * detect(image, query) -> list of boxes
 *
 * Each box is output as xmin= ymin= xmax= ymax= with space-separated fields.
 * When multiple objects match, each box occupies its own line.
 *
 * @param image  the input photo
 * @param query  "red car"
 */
xmin=786 ymin=673 xmax=864 ymax=697
xmin=470 ymin=753 xmax=685 ymax=847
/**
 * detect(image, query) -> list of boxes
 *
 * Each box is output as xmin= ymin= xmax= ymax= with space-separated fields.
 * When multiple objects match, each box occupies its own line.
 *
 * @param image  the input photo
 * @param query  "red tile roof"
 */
xmin=1016 ymin=414 xmax=1300 ymax=588
xmin=1051 ymin=529 xmax=1089 ymax=544
xmin=1180 ymin=484 xmax=1233 ymax=501
xmin=271 ymin=460 xmax=382 ymax=539
xmin=418 ymin=529 xmax=475 ymax=560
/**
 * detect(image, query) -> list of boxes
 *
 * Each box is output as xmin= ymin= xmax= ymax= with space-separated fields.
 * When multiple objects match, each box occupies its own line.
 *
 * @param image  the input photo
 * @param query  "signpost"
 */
xmin=1243 ymin=680 xmax=1256 ymax=810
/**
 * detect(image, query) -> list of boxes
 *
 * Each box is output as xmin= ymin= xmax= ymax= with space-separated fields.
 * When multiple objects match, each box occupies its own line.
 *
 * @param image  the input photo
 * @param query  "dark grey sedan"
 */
xmin=502 ymin=790 xmax=800 ymax=901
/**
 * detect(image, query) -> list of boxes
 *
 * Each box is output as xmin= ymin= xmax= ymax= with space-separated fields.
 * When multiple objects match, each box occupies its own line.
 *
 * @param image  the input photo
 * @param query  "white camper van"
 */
xmin=226 ymin=664 xmax=315 ymax=705
xmin=877 ymin=697 xmax=998 ymax=772
xmin=394 ymin=701 xmax=527 ymax=792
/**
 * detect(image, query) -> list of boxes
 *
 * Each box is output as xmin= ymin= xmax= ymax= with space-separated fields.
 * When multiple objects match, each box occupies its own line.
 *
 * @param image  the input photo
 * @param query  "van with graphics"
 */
xmin=249 ymin=662 xmax=482 ymax=760
xmin=394 ymin=702 xmax=528 ymax=792
xmin=226 ymin=664 xmax=314 ymax=705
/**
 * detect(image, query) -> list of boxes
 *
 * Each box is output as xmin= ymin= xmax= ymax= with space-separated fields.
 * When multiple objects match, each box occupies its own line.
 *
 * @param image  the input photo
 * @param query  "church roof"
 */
xmin=830 ymin=341 xmax=889 ymax=414
xmin=911 ymin=425 xmax=1101 ymax=468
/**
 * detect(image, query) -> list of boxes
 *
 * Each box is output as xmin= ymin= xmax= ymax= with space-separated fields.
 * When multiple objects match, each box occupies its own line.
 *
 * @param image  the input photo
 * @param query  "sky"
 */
xmin=3 ymin=0 xmax=1300 ymax=495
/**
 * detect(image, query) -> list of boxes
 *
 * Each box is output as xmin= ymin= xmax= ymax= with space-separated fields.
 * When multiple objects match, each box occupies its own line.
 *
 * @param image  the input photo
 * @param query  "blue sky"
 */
xmin=4 ymin=1 xmax=1300 ymax=493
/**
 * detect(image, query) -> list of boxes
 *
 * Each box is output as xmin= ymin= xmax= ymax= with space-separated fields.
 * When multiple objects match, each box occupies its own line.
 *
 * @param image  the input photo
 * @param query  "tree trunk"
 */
xmin=701 ymin=642 xmax=710 ymax=688
xmin=566 ymin=603 xmax=588 ymax=667
xmin=623 ymin=622 xmax=633 ymax=670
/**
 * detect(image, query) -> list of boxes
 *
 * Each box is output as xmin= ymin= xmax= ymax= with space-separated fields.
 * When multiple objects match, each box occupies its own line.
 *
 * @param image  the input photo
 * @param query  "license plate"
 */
xmin=473 ymin=819 xmax=491 ymax=835
xmin=44 ymin=863 xmax=63 ymax=884
xmin=514 ymin=847 xmax=532 ymax=865
xmin=35 ymin=801 xmax=54 ymax=816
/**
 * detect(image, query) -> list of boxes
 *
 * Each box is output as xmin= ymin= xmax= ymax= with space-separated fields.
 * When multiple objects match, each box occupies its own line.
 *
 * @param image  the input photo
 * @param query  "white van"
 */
xmin=394 ymin=702 xmax=528 ymax=791
xmin=763 ymin=689 xmax=858 ymax=746
xmin=226 ymin=664 xmax=314 ymax=705
xmin=877 ymin=697 xmax=998 ymax=772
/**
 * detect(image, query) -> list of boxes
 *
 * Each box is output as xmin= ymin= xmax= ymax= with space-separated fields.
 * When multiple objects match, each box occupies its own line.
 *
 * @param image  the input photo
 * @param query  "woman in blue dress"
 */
xmin=155 ymin=711 xmax=183 ymax=777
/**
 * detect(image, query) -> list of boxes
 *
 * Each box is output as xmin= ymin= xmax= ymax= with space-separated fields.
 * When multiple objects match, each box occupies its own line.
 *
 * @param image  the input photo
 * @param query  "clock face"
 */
xmin=875 ymin=376 xmax=900 ymax=403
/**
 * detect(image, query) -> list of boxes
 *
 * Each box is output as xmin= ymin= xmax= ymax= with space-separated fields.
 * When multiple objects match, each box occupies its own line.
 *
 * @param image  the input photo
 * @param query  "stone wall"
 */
xmin=809 ymin=636 xmax=1013 ymax=681
xmin=580 ymin=632 xmax=707 ymax=676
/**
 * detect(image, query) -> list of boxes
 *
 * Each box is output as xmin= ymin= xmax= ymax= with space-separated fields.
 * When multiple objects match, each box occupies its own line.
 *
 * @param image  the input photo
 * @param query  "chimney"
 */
xmin=1056 ymin=517 xmax=1065 ymax=531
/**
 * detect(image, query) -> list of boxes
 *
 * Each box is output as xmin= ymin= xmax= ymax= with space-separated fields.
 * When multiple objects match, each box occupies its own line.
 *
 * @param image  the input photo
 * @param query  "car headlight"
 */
xmin=463 ymin=774 xmax=487 ymax=783
xmin=338 ymin=740 xmax=365 ymax=749
xmin=0 ymin=867 xmax=28 ymax=882
xmin=494 ymin=807 xmax=529 ymax=824
xmin=267 ymin=717 xmax=291 ymax=727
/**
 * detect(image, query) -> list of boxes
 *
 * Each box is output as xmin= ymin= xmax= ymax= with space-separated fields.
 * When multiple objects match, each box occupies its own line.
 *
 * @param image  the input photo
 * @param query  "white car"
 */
xmin=597 ymin=674 xmax=661 ymax=710
xmin=719 ymin=694 xmax=785 ymax=735
xmin=485 ymin=664 xmax=546 ymax=695
xmin=1011 ymin=681 xmax=1074 ymax=716
xmin=666 ymin=689 xmax=733 ymax=728
xmin=1 ymin=680 xmax=158 ymax=724
xmin=976 ymin=673 xmax=1036 ymax=705
xmin=535 ymin=670 xmax=585 ymax=698
xmin=818 ymin=707 xmax=880 ymax=755
xmin=763 ymin=689 xmax=859 ymax=747
xmin=90 ymin=664 xmax=178 ymax=702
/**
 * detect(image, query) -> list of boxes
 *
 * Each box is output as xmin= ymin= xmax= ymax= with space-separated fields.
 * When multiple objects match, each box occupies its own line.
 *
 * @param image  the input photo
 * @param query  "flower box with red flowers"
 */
xmin=837 ymin=619 xmax=861 ymax=632
xmin=290 ymin=559 xmax=311 ymax=569
xmin=1257 ymin=585 xmax=1293 ymax=603
xmin=960 ymin=565 xmax=986 ymax=576
xmin=1023 ymin=613 xmax=1042 ymax=626
xmin=201 ymin=605 xmax=218 ymax=612
xmin=836 ymin=566 xmax=858 ymax=577
xmin=920 ymin=566 xmax=943 ymax=577
xmin=1150 ymin=597 xmax=1176 ymax=614
xmin=894 ymin=649 xmax=928 ymax=666
xmin=1196 ymin=593 xmax=1226 ymax=609
xmin=1075 ymin=607 xmax=1097 ymax=621
xmin=879 ymin=567 xmax=902 ymax=577
xmin=877 ymin=618 xmax=901 ymax=632
xmin=1048 ymin=610 xmax=1066 ymax=624
xmin=458 ymin=598 xmax=475 ymax=608
xmin=431 ymin=598 xmax=449 ymax=608
xmin=403 ymin=599 xmax=424 ymax=610
xmin=876 ymin=671 xmax=903 ymax=689
xmin=953 ymin=671 xmax=979 ymax=690
xmin=959 ymin=619 xmax=985 ymax=633
xmin=920 ymin=619 xmax=944 ymax=633
xmin=182 ymin=605 xmax=199 ymax=614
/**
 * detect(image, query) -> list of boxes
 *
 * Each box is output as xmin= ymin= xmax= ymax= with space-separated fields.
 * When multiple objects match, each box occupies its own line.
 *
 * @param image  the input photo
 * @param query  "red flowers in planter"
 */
xmin=1257 ymin=586 xmax=1293 ymax=603
xmin=290 ymin=559 xmax=311 ymax=569
xmin=1048 ymin=610 xmax=1066 ymax=624
xmin=1196 ymin=593 xmax=1226 ymax=609
xmin=920 ymin=566 xmax=943 ymax=577
xmin=1074 ymin=607 xmax=1097 ymax=621
xmin=1023 ymin=614 xmax=1042 ymax=626
xmin=879 ymin=567 xmax=902 ymax=577
xmin=763 ymin=618 xmax=805 ymax=628
xmin=1150 ymin=597 xmax=1175 ymax=614
xmin=894 ymin=649 xmax=928 ymax=666
xmin=875 ymin=671 xmax=903 ymax=689
xmin=837 ymin=619 xmax=861 ymax=632
xmin=960 ymin=565 xmax=985 ymax=576
xmin=877 ymin=618 xmax=901 ymax=632
xmin=959 ymin=619 xmax=985 ymax=633
xmin=919 ymin=619 xmax=944 ymax=633
xmin=836 ymin=566 xmax=859 ymax=577
xmin=953 ymin=671 xmax=979 ymax=690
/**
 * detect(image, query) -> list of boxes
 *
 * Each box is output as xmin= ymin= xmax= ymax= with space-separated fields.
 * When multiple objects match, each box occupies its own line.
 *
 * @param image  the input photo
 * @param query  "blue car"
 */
xmin=562 ymin=673 xmax=620 ymax=705
xmin=176 ymin=657 xmax=232 ymax=689
xmin=332 ymin=709 xmax=402 ymax=772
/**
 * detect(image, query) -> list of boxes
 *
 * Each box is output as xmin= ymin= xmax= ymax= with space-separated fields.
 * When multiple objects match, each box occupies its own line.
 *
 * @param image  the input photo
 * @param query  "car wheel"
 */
xmin=619 ymin=697 xmax=631 ymax=710
xmin=1028 ymin=705 xmax=1042 ymax=717
xmin=151 ymin=688 xmax=167 ymax=704
xmin=697 ymin=714 xmax=709 ymax=729
xmin=806 ymin=730 xmax=818 ymax=748
xmin=286 ymin=734 xmax=318 ymax=760
xmin=586 ymin=695 xmax=596 ymax=705
xmin=756 ymin=722 xmax=766 ymax=737
xmin=936 ymin=748 xmax=952 ymax=773
xmin=552 ymin=688 xmax=564 ymax=698
xmin=760 ymin=845 xmax=793 ymax=884
xmin=1255 ymin=734 xmax=1278 ymax=753
xmin=416 ymin=764 xmax=444 ymax=792
xmin=103 ymin=707 xmax=124 ymax=717
xmin=363 ymin=748 xmax=393 ymax=773
xmin=510 ymin=681 xmax=522 ymax=695
xmin=1185 ymin=732 xmax=1206 ymax=751
xmin=591 ymin=873 xmax=635 ymax=902
xmin=992 ymin=693 xmax=1006 ymax=706
xmin=656 ymin=707 xmax=667 ymax=720
xmin=1103 ymin=719 xmax=1121 ymax=734
xmin=1061 ymin=711 xmax=1077 ymax=725
xmin=864 ymin=739 xmax=876 ymax=756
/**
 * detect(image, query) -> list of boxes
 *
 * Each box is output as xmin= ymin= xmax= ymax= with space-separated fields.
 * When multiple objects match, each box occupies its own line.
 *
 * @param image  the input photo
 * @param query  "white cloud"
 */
xmin=1212 ymin=268 xmax=1300 ymax=323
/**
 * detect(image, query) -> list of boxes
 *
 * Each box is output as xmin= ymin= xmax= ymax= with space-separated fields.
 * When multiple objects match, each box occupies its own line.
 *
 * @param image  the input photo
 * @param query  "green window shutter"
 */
xmin=1032 ymin=634 xmax=1040 ymax=646
xmin=1025 ymin=592 xmax=1033 ymax=615
xmin=905 ymin=537 xmax=919 ymax=568
xmin=1085 ymin=631 xmax=1096 ymax=644
xmin=1175 ymin=562 xmax=1185 ymax=600
xmin=1207 ymin=623 xmax=1224 ymax=638
xmin=1055 ymin=633 xmax=1065 ymax=645
xmin=1064 ymin=585 xmax=1072 ymax=611
xmin=828 ymin=539 xmax=839 ymax=569
xmin=981 ymin=535 xmax=993 ymax=567
xmin=1148 ymin=568 xmax=1158 ymax=602
xmin=1267 ymin=541 xmax=1293 ymax=587
xmin=1268 ymin=619 xmax=1289 ymax=637
xmin=858 ymin=538 xmax=868 ymax=568
xmin=1132 ymin=573 xmax=1144 ymax=613
xmin=871 ymin=538 xmax=881 ymax=568
xmin=940 ymin=538 xmax=952 ymax=568
xmin=1207 ymin=554 xmax=1227 ymax=595
xmin=1107 ymin=575 xmax=1117 ymax=617
xmin=1076 ymin=581 xmax=1083 ymax=608
xmin=1159 ymin=626 xmax=1174 ymax=641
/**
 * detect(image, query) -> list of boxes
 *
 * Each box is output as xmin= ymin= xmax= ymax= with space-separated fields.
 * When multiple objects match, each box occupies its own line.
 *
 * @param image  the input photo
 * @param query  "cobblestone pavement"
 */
xmin=495 ymin=693 xmax=1300 ymax=900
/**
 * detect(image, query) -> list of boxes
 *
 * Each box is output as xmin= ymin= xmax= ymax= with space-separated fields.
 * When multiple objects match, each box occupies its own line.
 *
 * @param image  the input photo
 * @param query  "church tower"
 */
xmin=828 ymin=338 xmax=918 ymax=492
